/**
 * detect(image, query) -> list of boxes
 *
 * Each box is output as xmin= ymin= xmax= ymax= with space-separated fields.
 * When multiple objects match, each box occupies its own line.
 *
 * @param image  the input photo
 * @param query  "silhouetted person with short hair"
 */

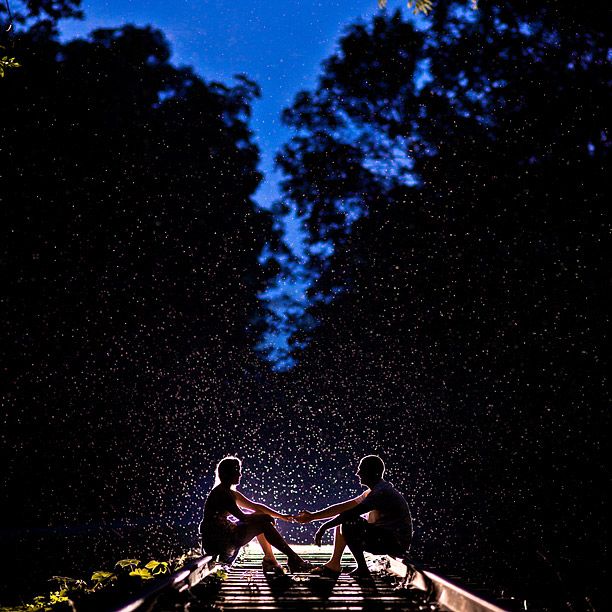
xmin=297 ymin=455 xmax=412 ymax=580
xmin=200 ymin=456 xmax=312 ymax=574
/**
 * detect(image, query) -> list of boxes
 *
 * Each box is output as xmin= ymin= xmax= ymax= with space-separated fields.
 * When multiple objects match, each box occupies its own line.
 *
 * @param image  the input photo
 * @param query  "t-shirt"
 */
xmin=355 ymin=480 xmax=412 ymax=543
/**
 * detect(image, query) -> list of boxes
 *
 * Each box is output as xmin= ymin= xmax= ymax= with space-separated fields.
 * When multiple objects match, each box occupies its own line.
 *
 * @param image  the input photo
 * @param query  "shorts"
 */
xmin=201 ymin=515 xmax=273 ymax=563
xmin=342 ymin=517 xmax=410 ymax=556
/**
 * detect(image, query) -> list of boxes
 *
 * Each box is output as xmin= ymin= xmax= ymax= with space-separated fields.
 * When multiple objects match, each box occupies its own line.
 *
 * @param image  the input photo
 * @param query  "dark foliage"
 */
xmin=0 ymin=0 xmax=83 ymax=25
xmin=0 ymin=21 xmax=269 ymax=536
xmin=268 ymin=3 xmax=609 ymax=609
xmin=0 ymin=2 xmax=609 ymax=610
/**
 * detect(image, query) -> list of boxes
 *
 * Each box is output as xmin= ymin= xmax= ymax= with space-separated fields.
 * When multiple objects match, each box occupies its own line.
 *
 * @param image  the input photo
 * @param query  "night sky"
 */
xmin=58 ymin=0 xmax=404 ymax=365
xmin=60 ymin=0 xmax=383 ymax=208
xmin=0 ymin=1 xmax=609 ymax=610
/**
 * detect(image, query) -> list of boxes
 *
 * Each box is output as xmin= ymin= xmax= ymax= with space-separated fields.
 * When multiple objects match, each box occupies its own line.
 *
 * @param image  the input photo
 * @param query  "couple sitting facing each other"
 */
xmin=199 ymin=454 xmax=413 ymax=580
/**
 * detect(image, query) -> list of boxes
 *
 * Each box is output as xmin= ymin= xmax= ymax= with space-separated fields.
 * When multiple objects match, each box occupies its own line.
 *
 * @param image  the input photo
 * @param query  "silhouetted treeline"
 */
xmin=0 ymin=2 xmax=609 ymax=610
xmin=0 ymin=16 xmax=269 ymax=531
xmin=268 ymin=3 xmax=609 ymax=609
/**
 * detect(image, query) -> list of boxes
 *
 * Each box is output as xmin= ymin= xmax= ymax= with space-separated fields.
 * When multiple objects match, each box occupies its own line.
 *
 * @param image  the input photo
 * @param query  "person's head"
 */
xmin=356 ymin=455 xmax=385 ymax=488
xmin=215 ymin=456 xmax=242 ymax=487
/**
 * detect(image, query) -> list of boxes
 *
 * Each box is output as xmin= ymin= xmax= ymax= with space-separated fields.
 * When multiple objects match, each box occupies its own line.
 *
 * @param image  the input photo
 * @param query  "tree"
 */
xmin=0 ymin=0 xmax=84 ymax=72
xmin=0 ymin=23 xmax=269 ymax=534
xmin=265 ymin=4 xmax=609 ymax=608
xmin=0 ymin=0 xmax=82 ymax=25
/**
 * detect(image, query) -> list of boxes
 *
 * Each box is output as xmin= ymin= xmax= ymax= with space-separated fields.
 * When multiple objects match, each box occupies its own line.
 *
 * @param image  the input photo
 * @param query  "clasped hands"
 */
xmin=279 ymin=510 xmax=327 ymax=546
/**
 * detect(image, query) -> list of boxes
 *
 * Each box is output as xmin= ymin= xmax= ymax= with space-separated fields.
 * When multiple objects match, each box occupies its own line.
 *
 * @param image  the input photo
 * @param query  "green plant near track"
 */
xmin=0 ymin=551 xmax=201 ymax=611
xmin=0 ymin=45 xmax=20 ymax=77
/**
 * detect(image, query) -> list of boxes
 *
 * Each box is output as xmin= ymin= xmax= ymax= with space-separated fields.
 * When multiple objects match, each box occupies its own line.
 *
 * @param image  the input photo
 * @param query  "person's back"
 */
xmin=359 ymin=480 xmax=412 ymax=548
xmin=200 ymin=485 xmax=240 ymax=558
xmin=200 ymin=485 xmax=233 ymax=532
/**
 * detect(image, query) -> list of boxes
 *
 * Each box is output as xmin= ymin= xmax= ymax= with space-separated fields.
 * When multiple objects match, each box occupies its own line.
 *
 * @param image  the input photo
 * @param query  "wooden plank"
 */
xmin=211 ymin=544 xmax=446 ymax=612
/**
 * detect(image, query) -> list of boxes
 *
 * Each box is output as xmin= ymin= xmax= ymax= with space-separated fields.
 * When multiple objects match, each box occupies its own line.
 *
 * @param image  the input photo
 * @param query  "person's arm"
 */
xmin=314 ymin=502 xmax=370 ymax=546
xmin=297 ymin=494 xmax=365 ymax=523
xmin=221 ymin=489 xmax=251 ymax=522
xmin=233 ymin=490 xmax=292 ymax=521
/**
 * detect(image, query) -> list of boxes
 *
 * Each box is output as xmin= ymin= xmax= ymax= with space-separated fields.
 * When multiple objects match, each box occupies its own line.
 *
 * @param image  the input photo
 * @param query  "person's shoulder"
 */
xmin=377 ymin=480 xmax=403 ymax=496
xmin=355 ymin=489 xmax=369 ymax=502
xmin=207 ymin=485 xmax=220 ymax=498
xmin=372 ymin=480 xmax=391 ymax=491
xmin=385 ymin=481 xmax=409 ymax=500
xmin=209 ymin=485 xmax=232 ymax=499
xmin=365 ymin=481 xmax=386 ymax=497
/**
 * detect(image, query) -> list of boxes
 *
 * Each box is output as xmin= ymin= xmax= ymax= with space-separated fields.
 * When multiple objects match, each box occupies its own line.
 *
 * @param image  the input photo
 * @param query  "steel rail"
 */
xmin=111 ymin=546 xmax=515 ymax=612
xmin=371 ymin=553 xmax=512 ymax=612
xmin=112 ymin=554 xmax=215 ymax=612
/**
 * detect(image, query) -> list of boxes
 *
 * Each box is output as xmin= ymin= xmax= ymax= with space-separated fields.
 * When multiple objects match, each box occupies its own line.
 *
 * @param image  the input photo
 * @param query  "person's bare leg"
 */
xmin=324 ymin=525 xmax=346 ymax=571
xmin=345 ymin=540 xmax=369 ymax=574
xmin=343 ymin=522 xmax=371 ymax=576
xmin=257 ymin=533 xmax=280 ymax=566
xmin=260 ymin=522 xmax=306 ymax=565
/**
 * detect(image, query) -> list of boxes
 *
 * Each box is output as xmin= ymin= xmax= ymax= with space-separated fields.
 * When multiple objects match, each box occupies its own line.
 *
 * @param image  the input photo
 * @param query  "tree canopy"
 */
xmin=0 ymin=0 xmax=82 ymax=24
xmin=0 ymin=2 xmax=608 ymax=608
xmin=1 ymin=21 xmax=269 ymax=531
xmin=263 ymin=3 xmax=609 ymax=608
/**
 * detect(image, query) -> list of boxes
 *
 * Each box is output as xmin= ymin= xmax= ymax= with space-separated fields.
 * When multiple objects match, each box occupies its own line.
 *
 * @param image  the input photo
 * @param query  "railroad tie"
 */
xmin=210 ymin=545 xmax=447 ymax=611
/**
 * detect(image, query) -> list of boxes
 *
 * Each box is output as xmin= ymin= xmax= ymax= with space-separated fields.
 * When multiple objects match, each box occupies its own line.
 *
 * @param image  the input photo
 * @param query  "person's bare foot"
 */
xmin=287 ymin=557 xmax=313 ymax=573
xmin=348 ymin=566 xmax=374 ymax=581
xmin=324 ymin=562 xmax=341 ymax=572
xmin=309 ymin=564 xmax=341 ymax=579
xmin=262 ymin=557 xmax=284 ymax=574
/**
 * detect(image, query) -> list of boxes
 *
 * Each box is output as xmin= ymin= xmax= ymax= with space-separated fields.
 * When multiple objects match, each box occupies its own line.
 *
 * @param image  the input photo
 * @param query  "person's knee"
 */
xmin=341 ymin=518 xmax=361 ymax=540
xmin=343 ymin=517 xmax=361 ymax=529
xmin=256 ymin=514 xmax=275 ymax=528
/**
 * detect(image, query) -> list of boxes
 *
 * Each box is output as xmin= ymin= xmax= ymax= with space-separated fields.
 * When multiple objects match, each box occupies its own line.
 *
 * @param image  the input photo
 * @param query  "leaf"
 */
xmin=91 ymin=570 xmax=117 ymax=585
xmin=115 ymin=558 xmax=142 ymax=570
xmin=49 ymin=575 xmax=87 ymax=589
xmin=49 ymin=590 xmax=69 ymax=604
xmin=32 ymin=596 xmax=47 ymax=604
xmin=129 ymin=568 xmax=154 ymax=580
xmin=144 ymin=560 xmax=169 ymax=574
xmin=0 ymin=55 xmax=21 ymax=76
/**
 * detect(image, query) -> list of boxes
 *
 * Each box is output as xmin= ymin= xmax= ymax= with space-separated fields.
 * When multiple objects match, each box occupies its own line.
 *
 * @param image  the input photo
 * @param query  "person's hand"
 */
xmin=296 ymin=510 xmax=314 ymax=524
xmin=279 ymin=514 xmax=296 ymax=522
xmin=314 ymin=526 xmax=326 ymax=547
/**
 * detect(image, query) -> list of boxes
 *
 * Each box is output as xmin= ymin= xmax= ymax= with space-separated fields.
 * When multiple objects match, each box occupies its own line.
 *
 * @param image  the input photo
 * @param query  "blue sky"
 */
xmin=58 ymin=1 xmax=429 ymax=369
xmin=60 ymin=0 xmax=382 ymax=209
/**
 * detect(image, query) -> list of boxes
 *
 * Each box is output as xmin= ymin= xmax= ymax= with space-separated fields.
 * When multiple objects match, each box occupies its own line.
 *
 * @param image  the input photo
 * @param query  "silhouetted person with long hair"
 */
xmin=297 ymin=455 xmax=412 ymax=580
xmin=200 ymin=456 xmax=312 ymax=573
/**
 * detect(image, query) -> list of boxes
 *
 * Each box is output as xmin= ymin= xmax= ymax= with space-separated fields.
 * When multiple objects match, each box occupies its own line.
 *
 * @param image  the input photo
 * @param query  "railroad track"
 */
xmin=114 ymin=544 xmax=511 ymax=612
xmin=213 ymin=545 xmax=436 ymax=611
